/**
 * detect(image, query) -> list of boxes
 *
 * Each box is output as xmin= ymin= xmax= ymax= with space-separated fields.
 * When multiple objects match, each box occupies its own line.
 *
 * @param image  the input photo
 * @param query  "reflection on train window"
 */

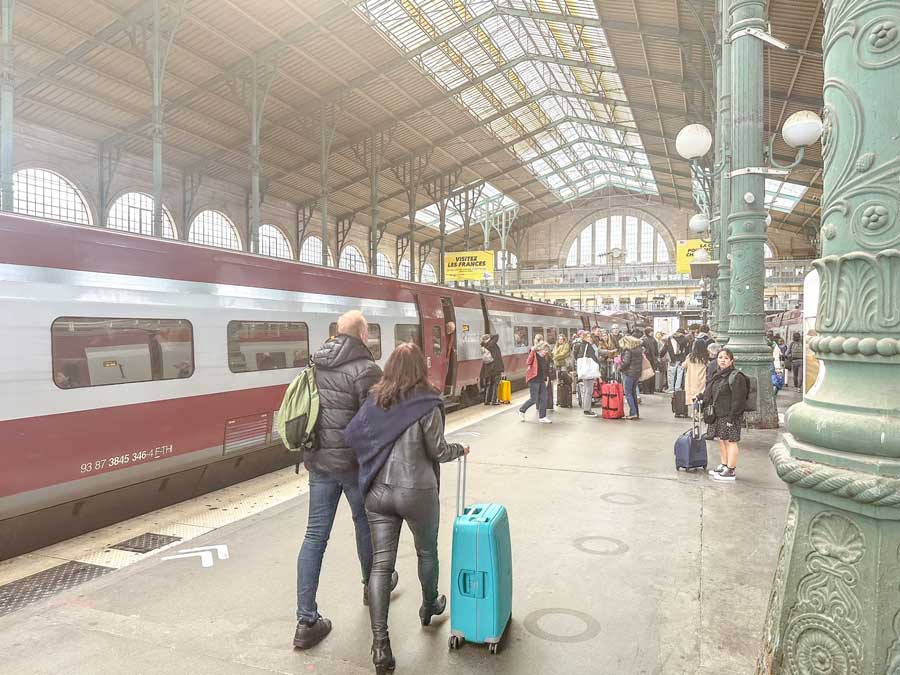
xmin=514 ymin=326 xmax=528 ymax=347
xmin=395 ymin=324 xmax=421 ymax=348
xmin=51 ymin=317 xmax=194 ymax=389
xmin=546 ymin=327 xmax=558 ymax=344
xmin=227 ymin=321 xmax=309 ymax=373
xmin=432 ymin=326 xmax=443 ymax=356
xmin=329 ymin=321 xmax=381 ymax=359
xmin=531 ymin=327 xmax=544 ymax=346
xmin=367 ymin=324 xmax=382 ymax=360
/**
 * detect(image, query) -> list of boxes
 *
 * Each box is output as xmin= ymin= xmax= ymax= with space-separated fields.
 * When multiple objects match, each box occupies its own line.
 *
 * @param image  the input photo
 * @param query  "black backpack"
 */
xmin=729 ymin=370 xmax=757 ymax=412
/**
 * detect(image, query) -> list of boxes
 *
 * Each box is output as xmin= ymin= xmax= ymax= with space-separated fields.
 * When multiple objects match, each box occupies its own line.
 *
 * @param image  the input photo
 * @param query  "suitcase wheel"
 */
xmin=489 ymin=643 xmax=499 ymax=655
xmin=449 ymin=635 xmax=462 ymax=650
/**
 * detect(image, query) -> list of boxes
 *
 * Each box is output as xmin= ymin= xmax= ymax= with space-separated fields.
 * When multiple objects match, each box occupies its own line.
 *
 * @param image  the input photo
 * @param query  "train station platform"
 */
xmin=0 ymin=390 xmax=797 ymax=675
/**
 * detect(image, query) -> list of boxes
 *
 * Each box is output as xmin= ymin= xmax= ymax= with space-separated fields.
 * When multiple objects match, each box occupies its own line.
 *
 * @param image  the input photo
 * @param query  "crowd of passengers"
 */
xmin=291 ymin=310 xmax=793 ymax=673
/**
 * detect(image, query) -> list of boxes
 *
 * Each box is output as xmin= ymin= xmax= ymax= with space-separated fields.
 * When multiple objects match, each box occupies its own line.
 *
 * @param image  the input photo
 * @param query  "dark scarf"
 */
xmin=344 ymin=390 xmax=444 ymax=495
xmin=702 ymin=364 xmax=734 ymax=403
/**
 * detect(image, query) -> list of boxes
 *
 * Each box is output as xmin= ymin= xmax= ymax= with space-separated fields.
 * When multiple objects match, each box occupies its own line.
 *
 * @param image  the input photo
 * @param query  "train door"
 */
xmin=441 ymin=297 xmax=457 ymax=395
xmin=416 ymin=293 xmax=451 ymax=392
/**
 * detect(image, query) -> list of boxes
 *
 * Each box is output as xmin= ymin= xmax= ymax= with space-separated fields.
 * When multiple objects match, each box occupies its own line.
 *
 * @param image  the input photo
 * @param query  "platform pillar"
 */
xmin=318 ymin=103 xmax=336 ymax=266
xmin=758 ymin=1 xmax=900 ymax=672
xmin=725 ymin=0 xmax=776 ymax=427
xmin=715 ymin=0 xmax=733 ymax=341
xmin=0 ymin=0 xmax=13 ymax=213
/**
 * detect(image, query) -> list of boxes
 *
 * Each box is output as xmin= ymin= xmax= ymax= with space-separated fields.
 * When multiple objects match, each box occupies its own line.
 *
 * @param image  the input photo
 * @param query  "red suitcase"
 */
xmin=601 ymin=381 xmax=625 ymax=419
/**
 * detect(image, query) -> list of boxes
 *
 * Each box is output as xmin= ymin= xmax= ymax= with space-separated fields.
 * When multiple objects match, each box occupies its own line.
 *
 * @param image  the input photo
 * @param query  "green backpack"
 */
xmin=277 ymin=366 xmax=320 ymax=470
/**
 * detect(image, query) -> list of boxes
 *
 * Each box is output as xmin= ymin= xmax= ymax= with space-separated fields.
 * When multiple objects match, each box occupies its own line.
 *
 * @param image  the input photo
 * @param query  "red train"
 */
xmin=0 ymin=215 xmax=639 ymax=559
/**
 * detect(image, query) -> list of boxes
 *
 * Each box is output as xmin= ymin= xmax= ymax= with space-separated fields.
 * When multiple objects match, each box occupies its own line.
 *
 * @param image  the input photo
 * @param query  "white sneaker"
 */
xmin=708 ymin=464 xmax=726 ymax=476
xmin=538 ymin=417 xmax=553 ymax=424
xmin=518 ymin=411 xmax=526 ymax=421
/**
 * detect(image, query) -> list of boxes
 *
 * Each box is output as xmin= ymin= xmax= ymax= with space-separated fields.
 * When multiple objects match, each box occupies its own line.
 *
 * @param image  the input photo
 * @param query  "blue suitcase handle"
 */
xmin=457 ymin=570 xmax=486 ymax=599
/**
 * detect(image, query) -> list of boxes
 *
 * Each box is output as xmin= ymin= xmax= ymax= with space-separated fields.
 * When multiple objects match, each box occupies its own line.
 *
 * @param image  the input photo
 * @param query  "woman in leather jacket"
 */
xmin=619 ymin=334 xmax=644 ymax=419
xmin=343 ymin=343 xmax=469 ymax=674
xmin=699 ymin=348 xmax=748 ymax=482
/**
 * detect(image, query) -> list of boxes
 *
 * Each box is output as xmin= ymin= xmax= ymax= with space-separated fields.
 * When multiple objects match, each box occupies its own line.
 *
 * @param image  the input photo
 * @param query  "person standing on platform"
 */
xmin=655 ymin=331 xmax=668 ymax=392
xmin=293 ymin=310 xmax=393 ymax=650
xmin=520 ymin=343 xmax=552 ymax=423
xmin=552 ymin=333 xmax=571 ymax=371
xmin=610 ymin=324 xmax=623 ymax=351
xmin=788 ymin=332 xmax=803 ymax=391
xmin=619 ymin=334 xmax=644 ymax=419
xmin=574 ymin=332 xmax=602 ymax=418
xmin=684 ymin=339 xmax=709 ymax=405
xmin=597 ymin=329 xmax=617 ymax=382
xmin=479 ymin=334 xmax=503 ymax=406
xmin=706 ymin=342 xmax=722 ymax=382
xmin=702 ymin=348 xmax=748 ymax=482
xmin=661 ymin=329 xmax=688 ymax=391
xmin=342 ymin=342 xmax=468 ymax=675
xmin=641 ymin=327 xmax=660 ymax=394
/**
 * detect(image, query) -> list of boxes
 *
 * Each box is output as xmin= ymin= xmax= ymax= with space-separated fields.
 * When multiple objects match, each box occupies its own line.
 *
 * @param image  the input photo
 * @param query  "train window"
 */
xmin=558 ymin=328 xmax=568 ymax=340
xmin=395 ymin=324 xmax=421 ymax=348
xmin=546 ymin=327 xmax=558 ymax=344
xmin=51 ymin=317 xmax=194 ymax=389
xmin=432 ymin=326 xmax=443 ymax=356
xmin=514 ymin=326 xmax=528 ymax=347
xmin=328 ymin=321 xmax=381 ymax=358
xmin=531 ymin=327 xmax=544 ymax=346
xmin=227 ymin=321 xmax=309 ymax=373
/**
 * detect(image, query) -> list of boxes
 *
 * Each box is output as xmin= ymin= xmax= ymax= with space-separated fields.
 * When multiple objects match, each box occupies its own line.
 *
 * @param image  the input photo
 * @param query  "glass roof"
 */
xmin=355 ymin=0 xmax=658 ymax=202
xmin=416 ymin=181 xmax=516 ymax=233
xmin=765 ymin=179 xmax=808 ymax=214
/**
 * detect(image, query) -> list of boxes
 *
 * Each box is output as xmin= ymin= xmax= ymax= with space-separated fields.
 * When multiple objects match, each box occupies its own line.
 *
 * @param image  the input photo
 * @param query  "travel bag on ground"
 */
xmin=545 ymin=381 xmax=554 ymax=409
xmin=497 ymin=377 xmax=512 ymax=404
xmin=675 ymin=402 xmax=708 ymax=471
xmin=655 ymin=370 xmax=665 ymax=391
xmin=600 ymin=381 xmax=625 ymax=419
xmin=557 ymin=382 xmax=572 ymax=408
xmin=449 ymin=456 xmax=513 ymax=654
xmin=671 ymin=389 xmax=688 ymax=418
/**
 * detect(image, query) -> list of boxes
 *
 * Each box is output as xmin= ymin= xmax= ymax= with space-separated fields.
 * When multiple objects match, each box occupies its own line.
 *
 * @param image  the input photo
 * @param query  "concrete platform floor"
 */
xmin=0 ymin=390 xmax=798 ymax=675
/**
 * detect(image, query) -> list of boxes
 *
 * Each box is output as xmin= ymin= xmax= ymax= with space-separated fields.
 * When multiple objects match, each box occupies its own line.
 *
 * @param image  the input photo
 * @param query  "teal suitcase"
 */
xmin=448 ymin=456 xmax=513 ymax=654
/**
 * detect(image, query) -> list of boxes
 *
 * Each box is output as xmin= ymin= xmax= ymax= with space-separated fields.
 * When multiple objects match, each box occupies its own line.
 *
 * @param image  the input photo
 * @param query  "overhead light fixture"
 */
xmin=675 ymin=124 xmax=713 ymax=160
xmin=689 ymin=213 xmax=711 ymax=233
xmin=781 ymin=110 xmax=824 ymax=149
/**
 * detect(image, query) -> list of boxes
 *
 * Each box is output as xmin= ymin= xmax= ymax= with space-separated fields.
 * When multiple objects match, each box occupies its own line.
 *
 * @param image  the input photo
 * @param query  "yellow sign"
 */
xmin=445 ymin=251 xmax=495 ymax=281
xmin=676 ymin=239 xmax=713 ymax=274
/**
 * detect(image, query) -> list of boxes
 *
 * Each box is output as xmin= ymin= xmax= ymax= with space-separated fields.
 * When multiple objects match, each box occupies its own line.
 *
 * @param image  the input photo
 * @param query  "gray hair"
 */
xmin=707 ymin=342 xmax=722 ymax=357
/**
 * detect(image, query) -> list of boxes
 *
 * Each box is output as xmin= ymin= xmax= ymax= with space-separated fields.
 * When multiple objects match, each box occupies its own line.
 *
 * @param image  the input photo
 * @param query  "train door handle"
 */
xmin=427 ymin=356 xmax=432 ymax=368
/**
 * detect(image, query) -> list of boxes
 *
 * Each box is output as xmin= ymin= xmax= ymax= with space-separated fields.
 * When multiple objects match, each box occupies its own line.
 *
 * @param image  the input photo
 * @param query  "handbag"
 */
xmin=576 ymin=356 xmax=600 ymax=380
xmin=481 ymin=347 xmax=494 ymax=364
xmin=640 ymin=354 xmax=655 ymax=382
xmin=702 ymin=402 xmax=717 ymax=425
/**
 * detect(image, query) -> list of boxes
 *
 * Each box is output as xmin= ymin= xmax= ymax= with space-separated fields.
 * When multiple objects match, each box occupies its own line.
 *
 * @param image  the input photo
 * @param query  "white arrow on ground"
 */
xmin=161 ymin=544 xmax=229 ymax=568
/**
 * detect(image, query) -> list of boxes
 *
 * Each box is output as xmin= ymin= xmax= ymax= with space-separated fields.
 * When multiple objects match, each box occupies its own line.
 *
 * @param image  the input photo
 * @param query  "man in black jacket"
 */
xmin=640 ymin=327 xmax=660 ymax=393
xmin=661 ymin=328 xmax=688 ymax=391
xmin=294 ymin=310 xmax=388 ymax=649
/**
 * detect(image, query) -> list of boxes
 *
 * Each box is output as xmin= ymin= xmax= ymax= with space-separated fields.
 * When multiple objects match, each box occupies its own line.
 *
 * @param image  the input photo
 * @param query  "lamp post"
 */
xmin=758 ymin=2 xmax=900 ymax=672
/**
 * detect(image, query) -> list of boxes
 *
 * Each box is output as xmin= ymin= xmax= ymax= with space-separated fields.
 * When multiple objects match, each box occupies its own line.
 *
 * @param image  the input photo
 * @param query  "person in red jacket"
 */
xmin=518 ymin=343 xmax=552 ymax=424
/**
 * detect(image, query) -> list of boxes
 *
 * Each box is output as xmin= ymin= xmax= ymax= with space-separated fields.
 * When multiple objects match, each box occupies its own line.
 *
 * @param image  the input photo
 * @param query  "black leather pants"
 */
xmin=365 ymin=483 xmax=441 ymax=641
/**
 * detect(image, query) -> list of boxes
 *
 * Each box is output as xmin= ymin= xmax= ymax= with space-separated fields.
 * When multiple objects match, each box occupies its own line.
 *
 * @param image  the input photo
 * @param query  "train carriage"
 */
xmin=0 ymin=215 xmax=611 ymax=559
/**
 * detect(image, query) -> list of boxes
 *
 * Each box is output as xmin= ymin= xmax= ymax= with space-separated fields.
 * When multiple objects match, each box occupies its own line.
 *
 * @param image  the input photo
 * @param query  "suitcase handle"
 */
xmin=692 ymin=400 xmax=702 ymax=439
xmin=456 ymin=454 xmax=467 ymax=517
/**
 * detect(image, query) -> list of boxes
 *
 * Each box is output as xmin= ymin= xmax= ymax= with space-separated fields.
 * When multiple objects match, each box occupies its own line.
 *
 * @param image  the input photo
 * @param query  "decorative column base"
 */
xmin=758 ymin=433 xmax=900 ymax=674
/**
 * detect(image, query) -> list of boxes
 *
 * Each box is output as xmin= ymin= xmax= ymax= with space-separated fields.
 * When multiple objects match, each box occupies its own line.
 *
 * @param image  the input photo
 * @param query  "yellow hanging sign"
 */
xmin=444 ymin=251 xmax=495 ymax=281
xmin=676 ymin=239 xmax=713 ymax=274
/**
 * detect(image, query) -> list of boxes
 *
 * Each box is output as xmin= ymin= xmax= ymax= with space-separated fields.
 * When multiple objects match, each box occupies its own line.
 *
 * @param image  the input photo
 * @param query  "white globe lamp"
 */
xmin=693 ymin=248 xmax=710 ymax=263
xmin=676 ymin=124 xmax=713 ymax=160
xmin=782 ymin=110 xmax=824 ymax=149
xmin=766 ymin=212 xmax=773 ymax=226
xmin=689 ymin=213 xmax=710 ymax=233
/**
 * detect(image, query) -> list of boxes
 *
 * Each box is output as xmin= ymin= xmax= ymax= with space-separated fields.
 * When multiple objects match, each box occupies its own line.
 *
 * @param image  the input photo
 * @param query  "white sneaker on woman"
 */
xmin=538 ymin=417 xmax=552 ymax=424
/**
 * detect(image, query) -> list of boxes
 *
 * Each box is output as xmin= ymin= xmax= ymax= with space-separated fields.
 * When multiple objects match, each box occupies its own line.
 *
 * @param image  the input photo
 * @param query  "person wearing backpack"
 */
xmin=700 ymin=348 xmax=749 ymax=482
xmin=343 ymin=342 xmax=468 ymax=675
xmin=293 ymin=310 xmax=393 ymax=650
xmin=479 ymin=333 xmax=503 ymax=405
xmin=788 ymin=332 xmax=804 ymax=391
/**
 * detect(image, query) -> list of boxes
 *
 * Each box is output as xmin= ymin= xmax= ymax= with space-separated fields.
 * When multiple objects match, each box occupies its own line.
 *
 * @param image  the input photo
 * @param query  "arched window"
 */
xmin=376 ymin=251 xmax=394 ymax=277
xmin=258 ymin=224 xmax=292 ymax=259
xmin=398 ymin=258 xmax=411 ymax=281
xmin=13 ymin=168 xmax=92 ymax=225
xmin=299 ymin=235 xmax=333 ymax=265
xmin=496 ymin=251 xmax=518 ymax=270
xmin=339 ymin=245 xmax=368 ymax=273
xmin=188 ymin=210 xmax=241 ymax=250
xmin=421 ymin=262 xmax=437 ymax=283
xmin=107 ymin=191 xmax=176 ymax=238
xmin=566 ymin=213 xmax=669 ymax=266
xmin=764 ymin=243 xmax=774 ymax=259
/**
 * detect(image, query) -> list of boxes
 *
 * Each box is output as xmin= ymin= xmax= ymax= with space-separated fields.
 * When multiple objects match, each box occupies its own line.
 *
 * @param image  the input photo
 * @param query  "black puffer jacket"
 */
xmin=307 ymin=334 xmax=382 ymax=474
xmin=480 ymin=334 xmax=503 ymax=378
xmin=619 ymin=336 xmax=644 ymax=379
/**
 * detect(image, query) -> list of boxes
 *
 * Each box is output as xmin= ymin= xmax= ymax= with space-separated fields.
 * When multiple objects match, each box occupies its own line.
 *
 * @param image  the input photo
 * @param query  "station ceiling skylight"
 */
xmin=354 ymin=0 xmax=658 ymax=202
xmin=416 ymin=181 xmax=517 ymax=233
xmin=765 ymin=179 xmax=808 ymax=214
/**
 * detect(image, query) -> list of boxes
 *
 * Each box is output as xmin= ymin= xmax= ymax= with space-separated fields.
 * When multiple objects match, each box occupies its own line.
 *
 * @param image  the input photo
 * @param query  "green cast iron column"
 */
xmin=716 ymin=0 xmax=733 ymax=341
xmin=758 ymin=1 xmax=900 ymax=672
xmin=726 ymin=0 xmax=777 ymax=427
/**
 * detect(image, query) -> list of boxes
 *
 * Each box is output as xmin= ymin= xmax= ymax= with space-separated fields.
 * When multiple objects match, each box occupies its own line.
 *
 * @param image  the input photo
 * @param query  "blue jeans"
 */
xmin=623 ymin=375 xmax=640 ymax=417
xmin=667 ymin=363 xmax=684 ymax=391
xmin=296 ymin=469 xmax=373 ymax=622
xmin=519 ymin=380 xmax=547 ymax=418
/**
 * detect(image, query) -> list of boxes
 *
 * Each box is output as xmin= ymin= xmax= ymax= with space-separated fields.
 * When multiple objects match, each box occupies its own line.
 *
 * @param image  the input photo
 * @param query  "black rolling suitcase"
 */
xmin=557 ymin=382 xmax=572 ymax=408
xmin=545 ymin=380 xmax=554 ymax=409
xmin=672 ymin=390 xmax=688 ymax=418
xmin=675 ymin=402 xmax=708 ymax=471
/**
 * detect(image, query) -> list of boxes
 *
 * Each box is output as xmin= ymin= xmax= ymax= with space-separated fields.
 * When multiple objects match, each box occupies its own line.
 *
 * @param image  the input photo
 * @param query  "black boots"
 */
xmin=292 ymin=616 xmax=332 ymax=649
xmin=363 ymin=569 xmax=399 ymax=607
xmin=372 ymin=637 xmax=395 ymax=675
xmin=418 ymin=594 xmax=447 ymax=626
